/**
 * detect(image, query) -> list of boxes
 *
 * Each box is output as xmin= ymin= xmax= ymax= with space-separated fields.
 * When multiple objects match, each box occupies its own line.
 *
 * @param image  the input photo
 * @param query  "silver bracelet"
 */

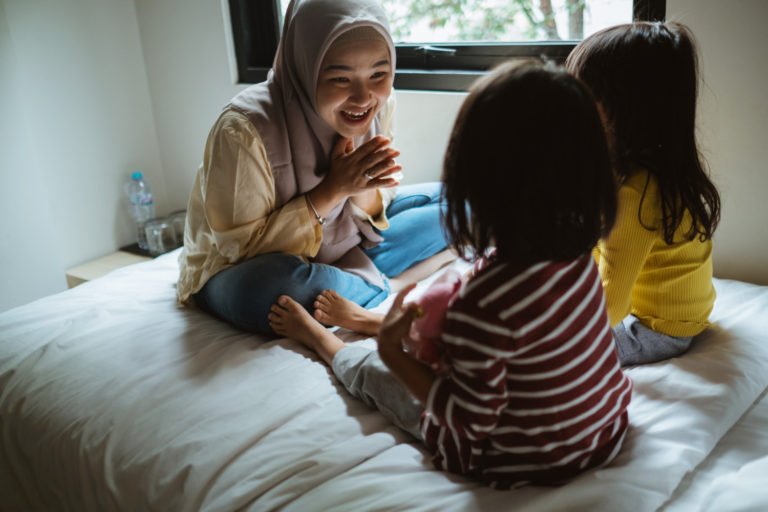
xmin=306 ymin=194 xmax=326 ymax=226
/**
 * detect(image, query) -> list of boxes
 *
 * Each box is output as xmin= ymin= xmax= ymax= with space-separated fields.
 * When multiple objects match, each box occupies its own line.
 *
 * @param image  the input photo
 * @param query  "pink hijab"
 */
xmin=229 ymin=0 xmax=396 ymax=284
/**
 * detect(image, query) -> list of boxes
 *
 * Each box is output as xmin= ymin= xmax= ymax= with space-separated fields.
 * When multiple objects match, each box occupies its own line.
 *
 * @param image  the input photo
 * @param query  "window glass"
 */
xmin=277 ymin=0 xmax=632 ymax=43
xmin=240 ymin=0 xmax=658 ymax=90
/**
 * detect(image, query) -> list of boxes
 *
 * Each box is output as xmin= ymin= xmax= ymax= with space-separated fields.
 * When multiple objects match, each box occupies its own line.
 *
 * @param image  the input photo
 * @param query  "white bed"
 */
xmin=1 ymin=249 xmax=768 ymax=511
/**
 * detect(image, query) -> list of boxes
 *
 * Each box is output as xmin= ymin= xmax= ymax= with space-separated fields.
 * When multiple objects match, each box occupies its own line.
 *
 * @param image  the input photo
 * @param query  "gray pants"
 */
xmin=613 ymin=315 xmax=694 ymax=366
xmin=332 ymin=346 xmax=424 ymax=439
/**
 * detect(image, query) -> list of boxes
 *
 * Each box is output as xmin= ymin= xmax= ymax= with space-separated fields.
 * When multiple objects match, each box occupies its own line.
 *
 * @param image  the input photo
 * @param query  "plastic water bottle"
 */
xmin=125 ymin=171 xmax=155 ymax=251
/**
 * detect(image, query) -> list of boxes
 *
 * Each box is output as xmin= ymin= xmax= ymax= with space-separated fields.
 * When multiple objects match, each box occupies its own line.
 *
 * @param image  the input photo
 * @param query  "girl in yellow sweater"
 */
xmin=567 ymin=22 xmax=721 ymax=366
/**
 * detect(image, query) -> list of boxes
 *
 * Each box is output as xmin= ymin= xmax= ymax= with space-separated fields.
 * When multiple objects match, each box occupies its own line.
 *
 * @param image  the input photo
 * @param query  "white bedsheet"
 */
xmin=663 ymin=387 xmax=768 ymax=511
xmin=702 ymin=456 xmax=768 ymax=511
xmin=1 ymin=250 xmax=767 ymax=511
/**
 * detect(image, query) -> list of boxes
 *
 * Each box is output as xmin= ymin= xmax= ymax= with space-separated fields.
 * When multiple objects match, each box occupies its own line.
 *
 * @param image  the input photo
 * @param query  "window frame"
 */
xmin=228 ymin=0 xmax=665 ymax=91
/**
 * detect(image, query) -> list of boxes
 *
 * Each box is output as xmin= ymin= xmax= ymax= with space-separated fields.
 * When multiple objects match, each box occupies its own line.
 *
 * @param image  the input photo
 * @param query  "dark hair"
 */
xmin=442 ymin=61 xmax=616 ymax=265
xmin=566 ymin=21 xmax=720 ymax=243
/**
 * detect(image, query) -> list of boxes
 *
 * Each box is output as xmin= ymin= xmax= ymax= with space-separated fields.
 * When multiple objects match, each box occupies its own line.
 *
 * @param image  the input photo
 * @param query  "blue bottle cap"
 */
xmin=131 ymin=171 xmax=144 ymax=180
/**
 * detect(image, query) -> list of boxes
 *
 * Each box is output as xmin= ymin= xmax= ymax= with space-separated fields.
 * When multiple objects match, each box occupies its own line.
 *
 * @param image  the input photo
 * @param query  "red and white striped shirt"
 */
xmin=419 ymin=254 xmax=632 ymax=488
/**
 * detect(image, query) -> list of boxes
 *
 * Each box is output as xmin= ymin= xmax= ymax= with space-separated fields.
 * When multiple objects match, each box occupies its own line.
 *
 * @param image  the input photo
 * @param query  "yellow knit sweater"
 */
xmin=594 ymin=170 xmax=715 ymax=337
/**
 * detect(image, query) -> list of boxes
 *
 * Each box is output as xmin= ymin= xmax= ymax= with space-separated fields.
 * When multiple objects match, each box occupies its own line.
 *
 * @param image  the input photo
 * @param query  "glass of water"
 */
xmin=167 ymin=210 xmax=187 ymax=248
xmin=144 ymin=218 xmax=177 ymax=256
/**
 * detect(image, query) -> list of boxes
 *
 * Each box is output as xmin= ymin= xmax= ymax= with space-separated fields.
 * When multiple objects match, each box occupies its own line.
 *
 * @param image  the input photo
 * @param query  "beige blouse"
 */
xmin=177 ymin=99 xmax=397 ymax=303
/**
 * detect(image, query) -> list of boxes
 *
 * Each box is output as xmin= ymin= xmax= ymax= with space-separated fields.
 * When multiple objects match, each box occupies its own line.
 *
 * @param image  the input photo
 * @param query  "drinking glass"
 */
xmin=167 ymin=210 xmax=187 ymax=248
xmin=144 ymin=218 xmax=177 ymax=256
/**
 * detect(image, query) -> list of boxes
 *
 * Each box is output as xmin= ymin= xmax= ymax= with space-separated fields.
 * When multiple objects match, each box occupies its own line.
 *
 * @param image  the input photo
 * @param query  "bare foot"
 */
xmin=268 ymin=295 xmax=346 ymax=366
xmin=390 ymin=249 xmax=457 ymax=292
xmin=313 ymin=290 xmax=384 ymax=336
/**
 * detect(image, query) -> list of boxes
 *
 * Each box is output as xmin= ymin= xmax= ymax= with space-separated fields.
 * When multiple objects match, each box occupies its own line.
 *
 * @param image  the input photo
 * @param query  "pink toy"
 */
xmin=405 ymin=268 xmax=463 ymax=370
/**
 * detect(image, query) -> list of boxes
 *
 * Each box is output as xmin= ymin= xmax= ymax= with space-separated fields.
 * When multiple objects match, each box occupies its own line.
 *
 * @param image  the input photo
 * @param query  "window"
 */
xmin=228 ymin=0 xmax=665 ymax=91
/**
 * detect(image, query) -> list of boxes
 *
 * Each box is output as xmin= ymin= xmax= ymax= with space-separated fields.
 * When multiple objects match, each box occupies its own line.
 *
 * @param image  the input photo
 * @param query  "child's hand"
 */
xmin=378 ymin=283 xmax=420 ymax=358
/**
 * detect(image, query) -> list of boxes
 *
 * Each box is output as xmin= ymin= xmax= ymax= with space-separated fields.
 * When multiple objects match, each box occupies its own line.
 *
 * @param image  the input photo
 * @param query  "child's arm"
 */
xmin=598 ymin=183 xmax=657 ymax=326
xmin=379 ymin=285 xmax=510 ymax=441
xmin=378 ymin=285 xmax=436 ymax=405
xmin=419 ymin=301 xmax=510 ymax=441
xmin=407 ymin=268 xmax=462 ymax=366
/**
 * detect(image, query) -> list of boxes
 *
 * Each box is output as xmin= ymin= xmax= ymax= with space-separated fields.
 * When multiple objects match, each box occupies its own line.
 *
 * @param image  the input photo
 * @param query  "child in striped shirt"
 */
xmin=269 ymin=61 xmax=632 ymax=488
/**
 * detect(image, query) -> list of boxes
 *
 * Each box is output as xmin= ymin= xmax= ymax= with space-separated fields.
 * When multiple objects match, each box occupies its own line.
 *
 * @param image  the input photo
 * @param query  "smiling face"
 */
xmin=315 ymin=29 xmax=393 ymax=138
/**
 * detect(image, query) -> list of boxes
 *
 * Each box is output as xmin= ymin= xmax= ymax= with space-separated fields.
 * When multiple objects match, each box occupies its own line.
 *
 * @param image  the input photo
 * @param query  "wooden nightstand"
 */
xmin=65 ymin=251 xmax=152 ymax=288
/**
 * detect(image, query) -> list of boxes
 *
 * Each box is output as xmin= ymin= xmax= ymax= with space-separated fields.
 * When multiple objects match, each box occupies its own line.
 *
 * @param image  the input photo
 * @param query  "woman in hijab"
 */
xmin=177 ymin=0 xmax=451 ymax=334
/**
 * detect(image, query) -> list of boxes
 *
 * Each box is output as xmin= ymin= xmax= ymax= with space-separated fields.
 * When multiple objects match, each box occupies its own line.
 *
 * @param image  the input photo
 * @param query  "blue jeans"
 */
xmin=195 ymin=183 xmax=448 ymax=334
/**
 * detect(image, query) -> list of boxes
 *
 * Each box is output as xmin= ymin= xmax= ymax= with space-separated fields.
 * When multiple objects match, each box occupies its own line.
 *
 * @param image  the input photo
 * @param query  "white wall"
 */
xmin=133 ymin=0 xmax=245 ymax=210
xmin=132 ymin=0 xmax=466 ymax=205
xmin=2 ymin=0 xmax=766 ymax=313
xmin=391 ymin=90 xmax=466 ymax=184
xmin=667 ymin=0 xmax=768 ymax=285
xmin=0 ymin=1 xmax=61 ymax=309
xmin=0 ymin=0 xmax=167 ymax=312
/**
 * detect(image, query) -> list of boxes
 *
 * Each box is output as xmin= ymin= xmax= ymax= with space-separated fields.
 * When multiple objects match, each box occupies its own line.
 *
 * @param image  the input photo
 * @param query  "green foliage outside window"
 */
xmin=380 ymin=0 xmax=589 ymax=42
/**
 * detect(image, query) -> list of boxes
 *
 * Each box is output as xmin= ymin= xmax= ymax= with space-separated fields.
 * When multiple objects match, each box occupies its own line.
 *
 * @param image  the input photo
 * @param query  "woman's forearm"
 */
xmin=351 ymin=189 xmax=384 ymax=218
xmin=305 ymin=182 xmax=346 ymax=221
xmin=306 ymin=184 xmax=383 ymax=225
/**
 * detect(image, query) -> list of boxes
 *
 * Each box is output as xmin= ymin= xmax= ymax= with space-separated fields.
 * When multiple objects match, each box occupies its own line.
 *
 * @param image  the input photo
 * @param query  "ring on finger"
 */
xmin=364 ymin=171 xmax=374 ymax=180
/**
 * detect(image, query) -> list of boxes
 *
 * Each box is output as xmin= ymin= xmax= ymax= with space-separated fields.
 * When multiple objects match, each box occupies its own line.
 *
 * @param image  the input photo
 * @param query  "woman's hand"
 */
xmin=327 ymin=135 xmax=401 ymax=199
xmin=306 ymin=135 xmax=401 ymax=223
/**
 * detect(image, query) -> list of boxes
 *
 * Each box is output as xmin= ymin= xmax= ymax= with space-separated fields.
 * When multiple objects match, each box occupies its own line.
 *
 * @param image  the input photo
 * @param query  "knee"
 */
xmin=339 ymin=348 xmax=391 ymax=396
xmin=389 ymin=182 xmax=443 ymax=213
xmin=401 ymin=181 xmax=441 ymax=201
xmin=201 ymin=253 xmax=318 ymax=333
xmin=243 ymin=253 xmax=319 ymax=306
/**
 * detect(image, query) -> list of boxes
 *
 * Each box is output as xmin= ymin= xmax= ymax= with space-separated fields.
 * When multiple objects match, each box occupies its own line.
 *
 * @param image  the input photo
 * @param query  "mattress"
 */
xmin=1 ymin=249 xmax=767 ymax=511
xmin=662 ymin=386 xmax=768 ymax=511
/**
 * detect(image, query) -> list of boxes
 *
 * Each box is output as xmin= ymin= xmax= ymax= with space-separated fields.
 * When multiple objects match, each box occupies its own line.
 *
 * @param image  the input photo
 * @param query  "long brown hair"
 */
xmin=567 ymin=22 xmax=720 ymax=243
